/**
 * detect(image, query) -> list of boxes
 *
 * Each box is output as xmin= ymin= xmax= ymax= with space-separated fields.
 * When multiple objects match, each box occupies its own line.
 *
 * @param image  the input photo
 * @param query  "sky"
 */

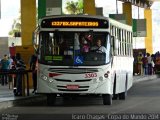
xmin=0 ymin=0 xmax=20 ymax=36
xmin=0 ymin=0 xmax=160 ymax=52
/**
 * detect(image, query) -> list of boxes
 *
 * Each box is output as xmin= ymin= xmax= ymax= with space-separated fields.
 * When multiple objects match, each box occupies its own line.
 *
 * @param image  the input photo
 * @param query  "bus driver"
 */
xmin=91 ymin=39 xmax=107 ymax=53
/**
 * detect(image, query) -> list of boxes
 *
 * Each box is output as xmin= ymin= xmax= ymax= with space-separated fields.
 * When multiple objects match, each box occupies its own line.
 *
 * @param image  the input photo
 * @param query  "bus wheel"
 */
xmin=113 ymin=76 xmax=118 ymax=100
xmin=119 ymin=91 xmax=127 ymax=100
xmin=102 ymin=94 xmax=112 ymax=105
xmin=47 ymin=94 xmax=56 ymax=106
xmin=119 ymin=79 xmax=128 ymax=100
xmin=112 ymin=94 xmax=118 ymax=100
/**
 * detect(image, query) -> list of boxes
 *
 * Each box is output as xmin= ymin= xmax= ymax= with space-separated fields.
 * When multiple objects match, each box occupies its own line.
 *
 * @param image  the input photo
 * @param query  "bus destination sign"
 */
xmin=51 ymin=21 xmax=99 ymax=27
xmin=41 ymin=17 xmax=109 ymax=29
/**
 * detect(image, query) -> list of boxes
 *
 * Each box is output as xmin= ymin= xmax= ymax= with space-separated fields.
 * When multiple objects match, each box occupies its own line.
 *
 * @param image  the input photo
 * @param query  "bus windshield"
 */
xmin=38 ymin=31 xmax=111 ymax=66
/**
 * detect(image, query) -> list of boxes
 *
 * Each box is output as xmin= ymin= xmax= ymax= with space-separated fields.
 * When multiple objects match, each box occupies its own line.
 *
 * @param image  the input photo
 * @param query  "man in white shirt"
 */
xmin=91 ymin=39 xmax=107 ymax=53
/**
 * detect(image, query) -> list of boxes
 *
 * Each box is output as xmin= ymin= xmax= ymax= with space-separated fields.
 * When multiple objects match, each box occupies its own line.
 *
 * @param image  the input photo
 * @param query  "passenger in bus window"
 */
xmin=91 ymin=39 xmax=107 ymax=53
xmin=81 ymin=38 xmax=90 ymax=53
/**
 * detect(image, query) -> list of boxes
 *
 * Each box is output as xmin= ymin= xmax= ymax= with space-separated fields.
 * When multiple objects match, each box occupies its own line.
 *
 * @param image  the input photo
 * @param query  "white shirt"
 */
xmin=91 ymin=46 xmax=107 ymax=53
xmin=147 ymin=56 xmax=152 ymax=64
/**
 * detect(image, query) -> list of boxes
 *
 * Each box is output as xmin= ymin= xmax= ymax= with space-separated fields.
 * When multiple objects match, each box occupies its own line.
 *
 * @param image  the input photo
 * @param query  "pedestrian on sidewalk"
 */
xmin=142 ymin=53 xmax=148 ymax=75
xmin=0 ymin=54 xmax=10 ymax=85
xmin=137 ymin=53 xmax=143 ymax=75
xmin=147 ymin=53 xmax=152 ymax=75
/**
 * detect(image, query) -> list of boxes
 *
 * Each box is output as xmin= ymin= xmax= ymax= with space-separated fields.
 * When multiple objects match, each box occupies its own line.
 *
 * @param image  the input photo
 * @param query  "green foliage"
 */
xmin=9 ymin=8 xmax=38 ymax=37
xmin=9 ymin=0 xmax=84 ymax=36
xmin=9 ymin=15 xmax=21 ymax=37
xmin=65 ymin=0 xmax=83 ymax=14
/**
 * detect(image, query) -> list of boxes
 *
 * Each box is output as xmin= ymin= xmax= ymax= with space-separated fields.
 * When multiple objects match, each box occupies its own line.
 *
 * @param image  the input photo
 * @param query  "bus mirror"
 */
xmin=33 ymin=44 xmax=39 ymax=54
xmin=32 ymin=29 xmax=39 ymax=53
xmin=35 ymin=47 xmax=39 ymax=54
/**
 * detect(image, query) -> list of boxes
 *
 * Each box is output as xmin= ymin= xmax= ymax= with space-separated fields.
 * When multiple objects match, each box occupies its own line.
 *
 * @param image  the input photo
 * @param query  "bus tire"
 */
xmin=119 ymin=91 xmax=126 ymax=100
xmin=112 ymin=94 xmax=118 ymax=100
xmin=47 ymin=94 xmax=56 ymax=106
xmin=102 ymin=94 xmax=112 ymax=105
xmin=112 ymin=76 xmax=118 ymax=100
xmin=119 ymin=77 xmax=128 ymax=100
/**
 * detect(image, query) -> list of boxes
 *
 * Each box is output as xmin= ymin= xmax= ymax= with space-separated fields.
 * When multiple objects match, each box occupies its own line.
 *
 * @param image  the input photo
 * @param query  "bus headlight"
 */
xmin=104 ymin=71 xmax=110 ymax=78
xmin=41 ymin=74 xmax=48 ymax=81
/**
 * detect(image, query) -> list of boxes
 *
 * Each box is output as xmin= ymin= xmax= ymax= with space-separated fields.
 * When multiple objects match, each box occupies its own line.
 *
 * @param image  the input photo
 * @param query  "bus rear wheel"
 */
xmin=47 ymin=94 xmax=56 ymax=106
xmin=119 ymin=78 xmax=128 ymax=100
xmin=119 ymin=91 xmax=127 ymax=100
xmin=102 ymin=94 xmax=112 ymax=105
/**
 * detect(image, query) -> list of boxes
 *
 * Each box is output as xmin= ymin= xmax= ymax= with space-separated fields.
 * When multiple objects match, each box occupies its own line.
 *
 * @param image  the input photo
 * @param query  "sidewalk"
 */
xmin=0 ymin=74 xmax=159 ymax=110
xmin=133 ymin=74 xmax=160 ymax=83
xmin=0 ymin=86 xmax=46 ymax=109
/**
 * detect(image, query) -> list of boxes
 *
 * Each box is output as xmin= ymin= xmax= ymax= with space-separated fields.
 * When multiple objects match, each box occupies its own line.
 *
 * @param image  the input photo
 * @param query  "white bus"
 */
xmin=34 ymin=15 xmax=133 ymax=105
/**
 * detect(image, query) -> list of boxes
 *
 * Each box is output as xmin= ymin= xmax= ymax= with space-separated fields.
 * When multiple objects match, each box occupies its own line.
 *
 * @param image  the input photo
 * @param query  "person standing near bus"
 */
xmin=30 ymin=54 xmax=38 ymax=93
xmin=14 ymin=53 xmax=26 ymax=96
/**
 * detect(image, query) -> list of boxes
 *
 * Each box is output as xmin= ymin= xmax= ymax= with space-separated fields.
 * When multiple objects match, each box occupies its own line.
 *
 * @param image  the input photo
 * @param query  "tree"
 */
xmin=9 ymin=14 xmax=21 ymax=37
xmin=65 ymin=0 xmax=83 ymax=14
xmin=9 ymin=9 xmax=38 ymax=37
xmin=9 ymin=0 xmax=83 ymax=36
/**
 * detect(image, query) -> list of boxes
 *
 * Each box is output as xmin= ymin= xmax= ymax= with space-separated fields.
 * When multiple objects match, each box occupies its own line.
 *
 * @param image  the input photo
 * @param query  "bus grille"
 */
xmin=48 ymin=68 xmax=99 ymax=74
xmin=55 ymin=79 xmax=92 ymax=82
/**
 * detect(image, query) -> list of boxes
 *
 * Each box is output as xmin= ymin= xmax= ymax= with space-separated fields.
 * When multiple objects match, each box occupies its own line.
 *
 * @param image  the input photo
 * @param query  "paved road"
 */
xmin=0 ymin=78 xmax=160 ymax=119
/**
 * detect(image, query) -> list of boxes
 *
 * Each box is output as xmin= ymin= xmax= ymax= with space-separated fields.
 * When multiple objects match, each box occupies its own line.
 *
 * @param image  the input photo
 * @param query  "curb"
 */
xmin=133 ymin=74 xmax=160 ymax=83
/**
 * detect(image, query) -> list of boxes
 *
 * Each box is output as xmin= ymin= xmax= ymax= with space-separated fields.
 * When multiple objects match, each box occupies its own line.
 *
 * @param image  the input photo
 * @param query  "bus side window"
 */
xmin=111 ymin=36 xmax=114 ymax=55
xmin=114 ymin=38 xmax=118 ymax=56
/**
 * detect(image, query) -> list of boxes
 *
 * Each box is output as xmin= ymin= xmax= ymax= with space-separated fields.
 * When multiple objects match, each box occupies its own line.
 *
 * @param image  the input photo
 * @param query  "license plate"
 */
xmin=67 ymin=85 xmax=79 ymax=90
